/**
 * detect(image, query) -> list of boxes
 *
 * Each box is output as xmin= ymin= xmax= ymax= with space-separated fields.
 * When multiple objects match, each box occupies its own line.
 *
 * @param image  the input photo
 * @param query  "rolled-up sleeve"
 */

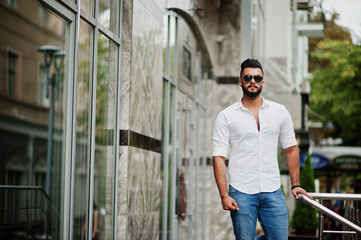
xmin=212 ymin=111 xmax=230 ymax=157
xmin=279 ymin=107 xmax=298 ymax=149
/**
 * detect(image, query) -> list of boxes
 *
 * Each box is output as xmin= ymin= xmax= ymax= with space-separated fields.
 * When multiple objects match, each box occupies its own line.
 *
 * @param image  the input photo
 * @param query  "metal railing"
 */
xmin=299 ymin=193 xmax=361 ymax=240
xmin=0 ymin=185 xmax=55 ymax=240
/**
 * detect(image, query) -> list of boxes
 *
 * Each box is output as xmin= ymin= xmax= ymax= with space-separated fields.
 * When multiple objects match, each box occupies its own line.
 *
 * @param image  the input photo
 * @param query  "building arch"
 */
xmin=167 ymin=8 xmax=213 ymax=73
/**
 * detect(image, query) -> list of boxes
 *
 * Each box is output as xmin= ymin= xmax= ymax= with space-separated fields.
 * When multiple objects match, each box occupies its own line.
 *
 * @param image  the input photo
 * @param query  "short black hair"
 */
xmin=240 ymin=58 xmax=264 ymax=77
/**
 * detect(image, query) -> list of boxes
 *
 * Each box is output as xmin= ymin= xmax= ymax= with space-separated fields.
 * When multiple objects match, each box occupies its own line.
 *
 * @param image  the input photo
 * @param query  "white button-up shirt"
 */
xmin=212 ymin=97 xmax=297 ymax=194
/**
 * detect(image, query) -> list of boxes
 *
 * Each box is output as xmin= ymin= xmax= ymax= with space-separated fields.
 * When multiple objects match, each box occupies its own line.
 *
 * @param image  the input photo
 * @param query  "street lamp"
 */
xmin=38 ymin=45 xmax=59 ymax=65
xmin=301 ymin=80 xmax=311 ymax=130
xmin=38 ymin=45 xmax=65 ymax=240
xmin=53 ymin=51 xmax=66 ymax=101
xmin=38 ymin=45 xmax=63 ymax=196
xmin=38 ymin=45 xmax=59 ymax=97
xmin=298 ymin=80 xmax=311 ymax=154
xmin=53 ymin=50 xmax=65 ymax=69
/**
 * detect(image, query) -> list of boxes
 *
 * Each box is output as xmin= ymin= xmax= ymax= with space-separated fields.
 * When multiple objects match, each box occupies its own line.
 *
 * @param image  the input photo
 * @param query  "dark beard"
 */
xmin=242 ymin=85 xmax=262 ymax=98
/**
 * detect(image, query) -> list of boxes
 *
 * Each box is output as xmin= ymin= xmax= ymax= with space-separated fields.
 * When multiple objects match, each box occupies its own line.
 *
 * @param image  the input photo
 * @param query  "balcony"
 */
xmin=0 ymin=185 xmax=55 ymax=240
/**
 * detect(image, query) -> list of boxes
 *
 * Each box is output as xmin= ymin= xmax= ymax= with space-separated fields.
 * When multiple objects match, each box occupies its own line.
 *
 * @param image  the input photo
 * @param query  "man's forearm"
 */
xmin=285 ymin=145 xmax=300 ymax=186
xmin=213 ymin=156 xmax=228 ymax=197
xmin=285 ymin=145 xmax=314 ymax=199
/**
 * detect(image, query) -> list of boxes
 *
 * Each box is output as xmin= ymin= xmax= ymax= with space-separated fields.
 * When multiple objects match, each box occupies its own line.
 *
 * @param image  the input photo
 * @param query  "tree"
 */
xmin=308 ymin=11 xmax=352 ymax=72
xmin=309 ymin=40 xmax=361 ymax=145
xmin=291 ymin=154 xmax=318 ymax=234
xmin=307 ymin=6 xmax=361 ymax=146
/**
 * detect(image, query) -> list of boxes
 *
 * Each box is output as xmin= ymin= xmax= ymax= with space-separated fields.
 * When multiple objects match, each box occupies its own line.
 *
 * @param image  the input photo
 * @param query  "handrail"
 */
xmin=298 ymin=194 xmax=361 ymax=234
xmin=308 ymin=192 xmax=361 ymax=201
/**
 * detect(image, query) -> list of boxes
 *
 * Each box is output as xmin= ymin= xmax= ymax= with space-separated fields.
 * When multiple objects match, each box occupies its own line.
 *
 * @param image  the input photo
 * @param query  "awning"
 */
xmin=300 ymin=146 xmax=361 ymax=170
xmin=300 ymin=153 xmax=330 ymax=169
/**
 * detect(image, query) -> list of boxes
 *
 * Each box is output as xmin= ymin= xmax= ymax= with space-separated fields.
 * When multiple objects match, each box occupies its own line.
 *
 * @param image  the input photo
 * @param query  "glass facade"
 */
xmin=93 ymin=33 xmax=117 ymax=239
xmin=73 ymin=18 xmax=92 ymax=239
xmin=0 ymin=0 xmax=325 ymax=239
xmin=0 ymin=1 xmax=211 ymax=240
xmin=0 ymin=0 xmax=69 ymax=238
xmin=0 ymin=0 xmax=121 ymax=239
xmin=99 ymin=0 xmax=120 ymax=37
xmin=161 ymin=14 xmax=209 ymax=240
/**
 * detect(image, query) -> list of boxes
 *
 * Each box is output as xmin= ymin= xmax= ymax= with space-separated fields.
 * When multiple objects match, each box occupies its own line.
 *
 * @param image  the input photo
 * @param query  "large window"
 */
xmin=0 ymin=0 xmax=121 ymax=239
xmin=0 ymin=1 xmax=69 ymax=239
xmin=73 ymin=18 xmax=93 ymax=239
xmin=72 ymin=0 xmax=121 ymax=237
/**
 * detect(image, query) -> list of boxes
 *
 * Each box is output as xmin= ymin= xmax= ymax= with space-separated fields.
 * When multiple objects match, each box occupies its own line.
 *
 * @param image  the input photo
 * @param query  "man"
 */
xmin=212 ymin=58 xmax=311 ymax=240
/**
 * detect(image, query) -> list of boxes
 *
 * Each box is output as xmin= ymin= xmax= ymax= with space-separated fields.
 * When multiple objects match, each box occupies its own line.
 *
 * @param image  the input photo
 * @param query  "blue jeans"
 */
xmin=229 ymin=185 xmax=288 ymax=240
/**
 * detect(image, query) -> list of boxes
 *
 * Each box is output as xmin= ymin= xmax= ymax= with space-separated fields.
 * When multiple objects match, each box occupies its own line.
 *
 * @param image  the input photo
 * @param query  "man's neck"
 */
xmin=241 ymin=95 xmax=263 ymax=110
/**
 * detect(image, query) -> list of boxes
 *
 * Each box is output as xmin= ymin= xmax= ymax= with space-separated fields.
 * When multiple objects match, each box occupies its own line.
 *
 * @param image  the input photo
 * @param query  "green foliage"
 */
xmin=291 ymin=154 xmax=318 ymax=231
xmin=308 ymin=11 xmax=352 ymax=72
xmin=300 ymin=154 xmax=316 ymax=192
xmin=309 ymin=39 xmax=361 ymax=145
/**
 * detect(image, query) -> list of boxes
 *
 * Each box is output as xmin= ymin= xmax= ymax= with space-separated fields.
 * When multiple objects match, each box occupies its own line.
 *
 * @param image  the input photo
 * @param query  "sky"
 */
xmin=321 ymin=0 xmax=361 ymax=43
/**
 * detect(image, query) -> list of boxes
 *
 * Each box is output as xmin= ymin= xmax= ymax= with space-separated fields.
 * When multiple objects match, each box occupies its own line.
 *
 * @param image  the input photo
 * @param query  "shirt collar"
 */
xmin=237 ymin=96 xmax=269 ymax=111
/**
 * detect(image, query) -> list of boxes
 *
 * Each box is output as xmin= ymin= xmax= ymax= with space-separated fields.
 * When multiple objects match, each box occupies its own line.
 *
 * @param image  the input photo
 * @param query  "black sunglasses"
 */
xmin=242 ymin=75 xmax=263 ymax=83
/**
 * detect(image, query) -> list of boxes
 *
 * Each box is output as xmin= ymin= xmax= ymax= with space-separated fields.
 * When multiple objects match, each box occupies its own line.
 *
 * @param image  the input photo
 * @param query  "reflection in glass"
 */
xmin=0 ymin=1 xmax=68 ymax=239
xmin=176 ymin=92 xmax=189 ymax=239
xmin=169 ymin=17 xmax=176 ymax=79
xmin=94 ymin=32 xmax=117 ymax=239
xmin=162 ymin=15 xmax=177 ymax=79
xmin=160 ymin=80 xmax=176 ymax=238
xmin=160 ymin=80 xmax=166 ymax=237
xmin=182 ymin=46 xmax=191 ymax=81
xmin=163 ymin=16 xmax=168 ymax=74
xmin=73 ymin=21 xmax=118 ymax=240
xmin=99 ymin=0 xmax=120 ymax=36
xmin=81 ymin=0 xmax=94 ymax=17
xmin=197 ymin=107 xmax=207 ymax=239
xmin=73 ymin=19 xmax=93 ymax=240
xmin=199 ymin=63 xmax=208 ymax=105
xmin=193 ymin=52 xmax=208 ymax=106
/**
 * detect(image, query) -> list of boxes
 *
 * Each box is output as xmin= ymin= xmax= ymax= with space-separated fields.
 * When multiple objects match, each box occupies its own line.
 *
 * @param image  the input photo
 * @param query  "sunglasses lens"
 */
xmin=242 ymin=75 xmax=263 ymax=83
xmin=243 ymin=75 xmax=252 ymax=82
xmin=254 ymin=75 xmax=263 ymax=83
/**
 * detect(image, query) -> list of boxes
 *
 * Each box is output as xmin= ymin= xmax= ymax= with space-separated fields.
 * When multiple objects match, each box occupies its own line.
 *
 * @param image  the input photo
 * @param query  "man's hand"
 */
xmin=291 ymin=186 xmax=313 ymax=200
xmin=221 ymin=196 xmax=239 ymax=211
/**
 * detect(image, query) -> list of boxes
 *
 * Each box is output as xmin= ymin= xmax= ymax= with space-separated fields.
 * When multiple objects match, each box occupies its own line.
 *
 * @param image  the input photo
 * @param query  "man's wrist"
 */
xmin=291 ymin=185 xmax=301 ymax=190
xmin=220 ymin=193 xmax=229 ymax=199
